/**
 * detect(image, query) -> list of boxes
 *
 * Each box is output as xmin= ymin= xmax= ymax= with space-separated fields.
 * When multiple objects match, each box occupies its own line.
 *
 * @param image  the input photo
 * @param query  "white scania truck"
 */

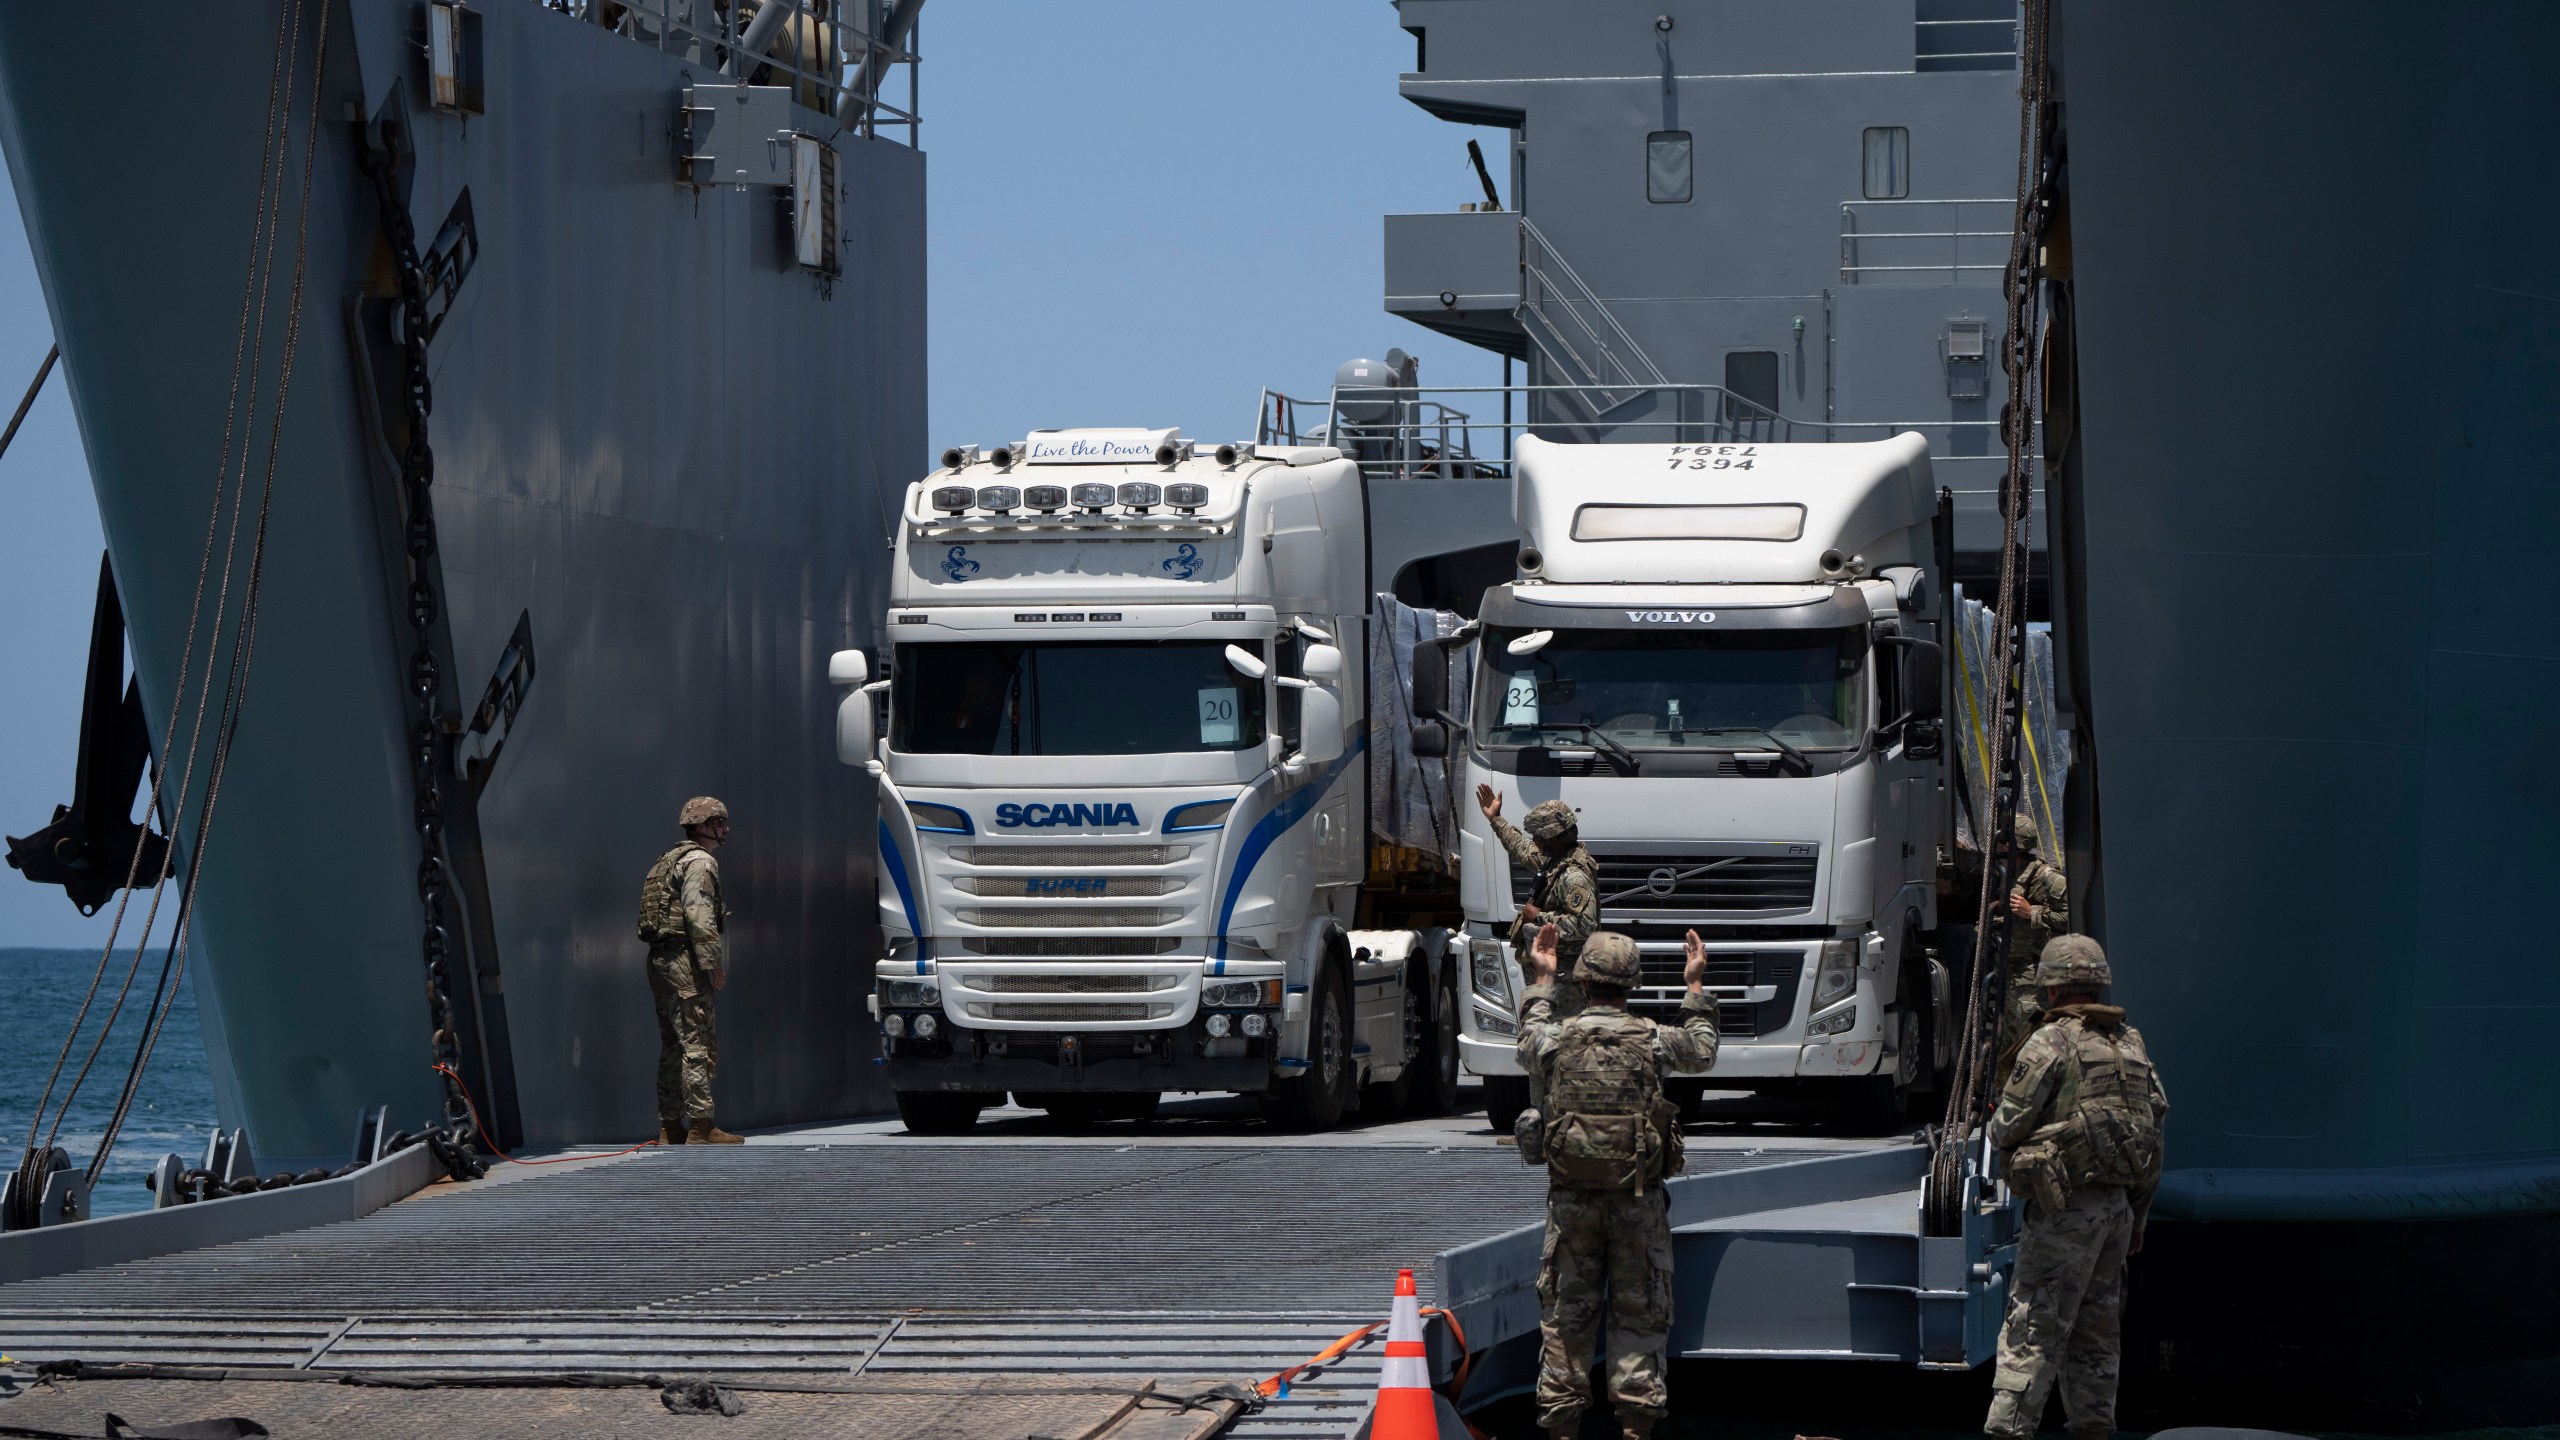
xmin=1429 ymin=433 xmax=1958 ymax=1133
xmin=828 ymin=428 xmax=1467 ymax=1132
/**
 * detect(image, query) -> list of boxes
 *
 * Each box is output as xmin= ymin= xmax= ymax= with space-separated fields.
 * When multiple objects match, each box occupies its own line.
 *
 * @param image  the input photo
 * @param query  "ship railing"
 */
xmin=1839 ymin=198 xmax=2010 ymax=284
xmin=1518 ymin=216 xmax=1673 ymax=415
xmin=1254 ymin=382 xmax=2007 ymax=489
xmin=538 ymin=0 xmax=923 ymax=145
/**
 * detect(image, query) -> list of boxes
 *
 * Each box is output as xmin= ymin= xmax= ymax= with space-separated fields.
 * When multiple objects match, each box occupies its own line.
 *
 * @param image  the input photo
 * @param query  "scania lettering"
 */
xmin=831 ymin=427 xmax=1468 ymax=1133
xmin=1427 ymin=434 xmax=1960 ymax=1133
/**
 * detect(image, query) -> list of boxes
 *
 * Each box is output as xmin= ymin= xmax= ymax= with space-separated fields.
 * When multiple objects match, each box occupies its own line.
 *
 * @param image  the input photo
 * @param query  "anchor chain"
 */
xmin=358 ymin=124 xmax=486 ymax=1184
xmin=1926 ymin=0 xmax=2054 ymax=1235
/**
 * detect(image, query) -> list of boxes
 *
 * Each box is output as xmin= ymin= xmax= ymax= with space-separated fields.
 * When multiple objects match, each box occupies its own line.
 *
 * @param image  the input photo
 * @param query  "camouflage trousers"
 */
xmin=648 ymin=949 xmax=719 ymax=1121
xmin=1525 ymin=971 xmax=1590 ymax=1116
xmin=1536 ymin=1185 xmax=1673 ymax=1429
xmin=1986 ymin=1183 xmax=2134 ymax=1440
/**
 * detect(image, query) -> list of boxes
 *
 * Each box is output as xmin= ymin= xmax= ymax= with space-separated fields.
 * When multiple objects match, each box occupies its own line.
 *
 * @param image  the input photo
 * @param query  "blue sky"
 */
xmin=0 ymin=0 xmax=1501 ymax=947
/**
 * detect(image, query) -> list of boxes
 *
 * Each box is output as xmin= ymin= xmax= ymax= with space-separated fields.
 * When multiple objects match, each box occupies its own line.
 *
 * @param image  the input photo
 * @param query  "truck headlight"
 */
xmin=912 ymin=1013 xmax=940 ymax=1040
xmin=1469 ymin=939 xmax=1514 ymax=1003
xmin=1204 ymin=1013 xmax=1233 ymax=1037
xmin=1812 ymin=940 xmax=1858 ymax=1008
xmin=882 ymin=1013 xmax=907 ymax=1038
xmin=1808 ymin=1004 xmax=1857 ymax=1038
xmin=1203 ymin=980 xmax=1279 ymax=1009
xmin=883 ymin=979 xmax=940 ymax=1008
xmin=1241 ymin=1013 xmax=1270 ymax=1037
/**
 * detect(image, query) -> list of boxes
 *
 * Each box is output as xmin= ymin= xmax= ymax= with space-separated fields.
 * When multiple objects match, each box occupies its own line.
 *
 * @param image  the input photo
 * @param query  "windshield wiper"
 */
xmin=1694 ymin=727 xmax=1813 ymax=776
xmin=1531 ymin=722 xmax=1640 ymax=773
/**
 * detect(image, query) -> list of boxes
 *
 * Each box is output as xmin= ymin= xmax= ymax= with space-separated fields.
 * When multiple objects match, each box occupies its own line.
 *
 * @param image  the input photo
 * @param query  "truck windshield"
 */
xmin=1475 ymin=626 xmax=1865 ymax=751
xmin=894 ymin=640 xmax=1267 ymax=755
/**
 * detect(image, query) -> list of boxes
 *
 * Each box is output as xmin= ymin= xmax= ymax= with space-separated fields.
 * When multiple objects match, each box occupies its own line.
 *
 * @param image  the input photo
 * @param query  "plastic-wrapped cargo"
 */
xmin=1367 ymin=592 xmax=1475 ymax=863
xmin=1948 ymin=583 xmax=2071 ymax=864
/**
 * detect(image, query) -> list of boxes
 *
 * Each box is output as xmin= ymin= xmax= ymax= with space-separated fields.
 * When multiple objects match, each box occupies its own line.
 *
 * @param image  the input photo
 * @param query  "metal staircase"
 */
xmin=1515 ymin=215 xmax=1669 ymax=421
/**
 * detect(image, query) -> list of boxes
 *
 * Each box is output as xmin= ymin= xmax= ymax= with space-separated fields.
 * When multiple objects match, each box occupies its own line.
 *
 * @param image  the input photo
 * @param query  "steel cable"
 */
xmin=85 ymin=0 xmax=335 ymax=1188
xmin=1929 ymin=0 xmax=2053 ymax=1234
xmin=10 ymin=0 xmax=307 ymax=1222
xmin=0 ymin=343 xmax=56 ymax=465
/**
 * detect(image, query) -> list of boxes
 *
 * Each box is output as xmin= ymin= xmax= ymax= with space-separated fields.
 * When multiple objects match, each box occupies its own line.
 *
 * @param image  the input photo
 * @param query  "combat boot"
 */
xmin=1619 ymin=1414 xmax=1657 ymax=1440
xmin=687 ymin=1119 xmax=745 ymax=1145
xmin=1545 ymin=1419 xmax=1580 ymax=1440
xmin=658 ymin=1117 xmax=685 ymax=1145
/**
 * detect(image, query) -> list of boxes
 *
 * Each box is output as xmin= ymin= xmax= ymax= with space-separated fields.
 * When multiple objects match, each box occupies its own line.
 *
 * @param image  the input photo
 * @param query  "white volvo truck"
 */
xmin=829 ymin=428 xmax=1466 ymax=1133
xmin=1426 ymin=433 xmax=1958 ymax=1133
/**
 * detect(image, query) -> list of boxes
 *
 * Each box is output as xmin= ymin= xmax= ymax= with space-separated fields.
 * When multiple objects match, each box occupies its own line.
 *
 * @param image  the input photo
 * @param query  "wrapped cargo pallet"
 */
xmin=1367 ymin=591 xmax=1475 ymax=865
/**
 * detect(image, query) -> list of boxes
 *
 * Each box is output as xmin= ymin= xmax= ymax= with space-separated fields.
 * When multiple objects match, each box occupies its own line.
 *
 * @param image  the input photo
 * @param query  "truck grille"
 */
xmin=979 ymin=974 xmax=1174 ymax=994
xmin=1628 ymin=949 xmax=1802 ymax=1039
xmin=1514 ymin=851 xmax=1818 ymax=916
xmin=982 ymin=1002 xmax=1157 ymax=1023
xmin=954 ymin=907 xmax=1181 ymax=929
xmin=951 ymin=875 xmax=1184 ymax=897
xmin=948 ymin=844 xmax=1186 ymax=867
xmin=960 ymin=937 xmax=1182 ymax=957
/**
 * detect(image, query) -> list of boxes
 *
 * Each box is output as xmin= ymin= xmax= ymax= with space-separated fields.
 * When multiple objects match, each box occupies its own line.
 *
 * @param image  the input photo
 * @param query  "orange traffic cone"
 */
xmin=1370 ymin=1268 xmax=1439 ymax=1439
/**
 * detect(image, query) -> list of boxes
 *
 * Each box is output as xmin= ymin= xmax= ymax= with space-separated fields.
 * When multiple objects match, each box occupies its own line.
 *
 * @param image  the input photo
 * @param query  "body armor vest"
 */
xmin=1543 ymin=1010 xmax=1682 ymax=1192
xmin=2046 ymin=1011 xmax=2163 ymax=1191
xmin=637 ymin=841 xmax=706 ymax=946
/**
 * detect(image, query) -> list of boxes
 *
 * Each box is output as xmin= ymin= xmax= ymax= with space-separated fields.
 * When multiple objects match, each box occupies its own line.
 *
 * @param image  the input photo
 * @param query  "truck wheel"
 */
xmin=1405 ymin=968 xmax=1461 ymax=1117
xmin=1263 ymin=969 xmax=1350 ymax=1131
xmin=1482 ymin=1074 xmax=1530 ymax=1136
xmin=1844 ymin=1002 xmax=1925 ymax=1134
xmin=896 ymin=1090 xmax=985 ymax=1135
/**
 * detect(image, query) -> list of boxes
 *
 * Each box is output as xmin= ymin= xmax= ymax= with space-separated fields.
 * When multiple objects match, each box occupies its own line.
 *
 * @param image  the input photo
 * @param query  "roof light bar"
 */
xmin=1164 ymin=482 xmax=1209 ymax=513
xmin=1117 ymin=482 xmax=1162 ymax=513
xmin=930 ymin=485 xmax=973 ymax=516
xmin=1071 ymin=482 xmax=1115 ymax=513
xmin=1024 ymin=484 xmax=1067 ymax=514
xmin=976 ymin=485 xmax=1021 ymax=514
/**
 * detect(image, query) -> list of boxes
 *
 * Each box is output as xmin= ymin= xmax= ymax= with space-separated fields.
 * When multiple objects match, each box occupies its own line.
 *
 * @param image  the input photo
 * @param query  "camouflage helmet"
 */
xmin=1522 ymin=799 xmax=1579 ymax=840
xmin=1575 ymin=931 xmax=1641 ymax=988
xmin=2034 ymin=934 xmax=2110 ymax=989
xmin=2011 ymin=812 xmax=2041 ymax=849
xmin=678 ymin=795 xmax=730 ymax=829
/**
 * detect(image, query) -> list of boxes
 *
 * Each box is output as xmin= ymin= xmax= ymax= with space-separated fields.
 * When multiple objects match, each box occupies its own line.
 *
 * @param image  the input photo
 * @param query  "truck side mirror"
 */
xmin=1410 ymin=721 xmax=1449 ymax=759
xmin=831 ymin=648 xmax=875 ymax=765
xmin=1298 ymin=684 xmax=1345 ymax=765
xmin=835 ymin=689 xmax=876 ymax=766
xmin=1906 ymin=717 xmax=1943 ymax=761
xmin=1900 ymin=639 xmax=1943 ymax=723
xmin=1411 ymin=645 xmax=1448 ymax=722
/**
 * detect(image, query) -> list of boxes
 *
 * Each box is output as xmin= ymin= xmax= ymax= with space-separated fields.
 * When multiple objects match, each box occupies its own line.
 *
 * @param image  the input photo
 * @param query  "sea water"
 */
xmin=0 ymin=946 xmax=214 ymax=1220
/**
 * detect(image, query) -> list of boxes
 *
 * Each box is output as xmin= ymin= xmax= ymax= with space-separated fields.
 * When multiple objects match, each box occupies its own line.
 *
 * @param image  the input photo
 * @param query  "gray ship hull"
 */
xmin=0 ymin=1 xmax=917 ymax=1161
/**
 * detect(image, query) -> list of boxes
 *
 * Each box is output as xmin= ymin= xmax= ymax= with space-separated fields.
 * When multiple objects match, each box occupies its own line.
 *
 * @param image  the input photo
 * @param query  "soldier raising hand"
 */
xmin=1514 ymin=923 xmax=1718 ymax=1440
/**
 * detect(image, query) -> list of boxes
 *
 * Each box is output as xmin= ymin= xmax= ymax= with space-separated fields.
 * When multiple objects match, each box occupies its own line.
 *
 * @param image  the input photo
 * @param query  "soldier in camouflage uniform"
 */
xmin=1517 ymin=923 xmax=1718 ymax=1440
xmin=1997 ymin=812 xmax=2070 ymax=1068
xmin=639 ymin=796 xmax=740 ymax=1144
xmin=1478 ymin=785 xmax=1601 ymax=1018
xmin=1985 ymin=936 xmax=2168 ymax=1440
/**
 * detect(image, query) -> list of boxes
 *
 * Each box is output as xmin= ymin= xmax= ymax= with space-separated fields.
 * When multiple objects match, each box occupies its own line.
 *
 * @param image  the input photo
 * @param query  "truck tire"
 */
xmin=1482 ymin=1074 xmax=1530 ymax=1136
xmin=896 ymin=1090 xmax=986 ymax=1135
xmin=1845 ymin=974 xmax=1927 ymax=1134
xmin=1404 ymin=968 xmax=1461 ymax=1117
xmin=1263 ymin=969 xmax=1351 ymax=1131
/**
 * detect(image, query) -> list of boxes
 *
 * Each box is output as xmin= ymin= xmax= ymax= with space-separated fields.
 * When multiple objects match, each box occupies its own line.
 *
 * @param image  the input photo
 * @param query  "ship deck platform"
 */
xmin=0 ymin=1087 xmax=1909 ymax=1438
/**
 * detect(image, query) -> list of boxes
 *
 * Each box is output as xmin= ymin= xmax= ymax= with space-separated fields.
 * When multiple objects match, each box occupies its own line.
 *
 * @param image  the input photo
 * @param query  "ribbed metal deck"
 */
xmin=0 ymin=1141 xmax=1825 ymax=1436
